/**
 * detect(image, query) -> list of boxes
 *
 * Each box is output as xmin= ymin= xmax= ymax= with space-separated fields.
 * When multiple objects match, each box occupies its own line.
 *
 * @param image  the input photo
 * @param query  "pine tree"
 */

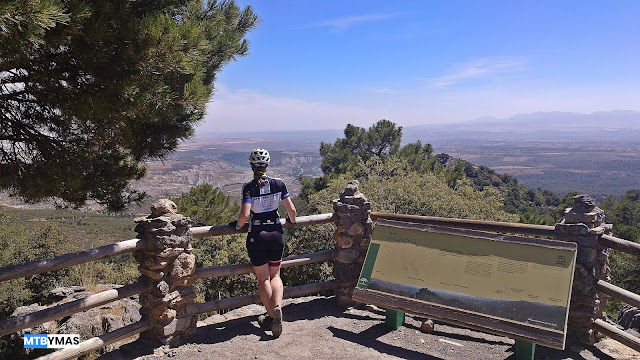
xmin=0 ymin=0 xmax=258 ymax=210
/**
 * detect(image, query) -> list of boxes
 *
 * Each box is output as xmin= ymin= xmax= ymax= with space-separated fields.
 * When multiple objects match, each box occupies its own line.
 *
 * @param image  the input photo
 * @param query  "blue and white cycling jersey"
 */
xmin=242 ymin=176 xmax=290 ymax=232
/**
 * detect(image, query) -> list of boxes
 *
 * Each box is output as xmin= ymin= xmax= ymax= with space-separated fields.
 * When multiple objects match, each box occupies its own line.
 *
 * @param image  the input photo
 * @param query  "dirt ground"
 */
xmin=103 ymin=296 xmax=640 ymax=360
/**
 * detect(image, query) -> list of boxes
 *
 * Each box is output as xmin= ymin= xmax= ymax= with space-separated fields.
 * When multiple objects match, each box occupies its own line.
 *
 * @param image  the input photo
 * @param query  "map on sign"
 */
xmin=357 ymin=221 xmax=577 ymax=335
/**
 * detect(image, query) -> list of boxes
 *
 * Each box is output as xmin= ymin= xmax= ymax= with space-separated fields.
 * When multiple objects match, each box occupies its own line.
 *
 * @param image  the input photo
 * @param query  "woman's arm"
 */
xmin=237 ymin=202 xmax=251 ymax=228
xmin=283 ymin=197 xmax=296 ymax=224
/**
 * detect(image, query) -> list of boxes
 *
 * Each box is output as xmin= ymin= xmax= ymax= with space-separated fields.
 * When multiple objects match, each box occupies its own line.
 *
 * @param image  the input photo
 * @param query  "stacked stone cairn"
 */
xmin=555 ymin=194 xmax=612 ymax=345
xmin=332 ymin=180 xmax=374 ymax=306
xmin=134 ymin=199 xmax=197 ymax=346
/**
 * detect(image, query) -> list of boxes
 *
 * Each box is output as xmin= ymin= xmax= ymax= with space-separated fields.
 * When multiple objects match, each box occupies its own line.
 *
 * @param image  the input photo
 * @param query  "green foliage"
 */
xmin=192 ymin=234 xmax=254 ymax=303
xmin=0 ymin=0 xmax=259 ymax=211
xmin=319 ymin=120 xmax=402 ymax=175
xmin=0 ymin=207 xmax=139 ymax=325
xmin=456 ymin=160 xmax=563 ymax=225
xmin=315 ymin=121 xmax=465 ymax=197
xmin=0 ymin=210 xmax=71 ymax=319
xmin=599 ymin=189 xmax=640 ymax=313
xmin=0 ymin=208 xmax=140 ymax=358
xmin=396 ymin=140 xmax=436 ymax=172
xmin=308 ymin=158 xmax=517 ymax=222
xmin=601 ymin=189 xmax=640 ymax=241
xmin=172 ymin=183 xmax=240 ymax=226
xmin=282 ymin=224 xmax=335 ymax=289
xmin=170 ymin=183 xmax=253 ymax=302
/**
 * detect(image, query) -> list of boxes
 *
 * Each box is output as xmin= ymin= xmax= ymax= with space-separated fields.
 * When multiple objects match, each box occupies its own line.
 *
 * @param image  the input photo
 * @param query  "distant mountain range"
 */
xmin=404 ymin=110 xmax=640 ymax=143
xmin=197 ymin=110 xmax=640 ymax=145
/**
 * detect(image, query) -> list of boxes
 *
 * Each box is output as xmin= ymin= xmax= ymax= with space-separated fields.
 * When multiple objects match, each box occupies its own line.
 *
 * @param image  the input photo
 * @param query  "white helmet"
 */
xmin=249 ymin=148 xmax=270 ymax=166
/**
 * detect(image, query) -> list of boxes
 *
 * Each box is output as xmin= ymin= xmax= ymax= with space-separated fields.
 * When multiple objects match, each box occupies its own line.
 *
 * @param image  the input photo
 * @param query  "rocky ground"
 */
xmin=102 ymin=296 xmax=640 ymax=360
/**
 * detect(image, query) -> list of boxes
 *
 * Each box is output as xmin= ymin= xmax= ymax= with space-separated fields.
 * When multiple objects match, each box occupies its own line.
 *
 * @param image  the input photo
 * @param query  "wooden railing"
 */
xmin=591 ymin=234 xmax=640 ymax=352
xmin=191 ymin=213 xmax=337 ymax=315
xmin=370 ymin=212 xmax=557 ymax=237
xmin=0 ymin=238 xmax=146 ymax=283
xmin=2 ymin=208 xmax=639 ymax=359
xmin=0 ymin=237 xmax=152 ymax=359
xmin=0 ymin=213 xmax=337 ymax=360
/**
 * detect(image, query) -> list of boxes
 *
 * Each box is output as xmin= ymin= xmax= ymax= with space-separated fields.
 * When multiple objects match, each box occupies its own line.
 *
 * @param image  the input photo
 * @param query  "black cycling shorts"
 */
xmin=246 ymin=230 xmax=285 ymax=267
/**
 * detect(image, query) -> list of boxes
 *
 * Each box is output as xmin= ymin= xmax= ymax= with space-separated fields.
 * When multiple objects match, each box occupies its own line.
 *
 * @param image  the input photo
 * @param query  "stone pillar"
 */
xmin=332 ymin=180 xmax=373 ymax=307
xmin=133 ymin=199 xmax=197 ymax=346
xmin=555 ymin=194 xmax=612 ymax=346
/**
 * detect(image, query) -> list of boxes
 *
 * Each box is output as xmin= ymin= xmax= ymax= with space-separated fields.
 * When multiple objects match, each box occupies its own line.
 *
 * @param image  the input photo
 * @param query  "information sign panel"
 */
xmin=353 ymin=219 xmax=577 ymax=349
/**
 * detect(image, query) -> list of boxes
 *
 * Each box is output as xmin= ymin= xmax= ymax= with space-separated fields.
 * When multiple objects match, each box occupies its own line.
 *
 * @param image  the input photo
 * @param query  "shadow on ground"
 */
xmin=102 ymin=296 xmax=632 ymax=360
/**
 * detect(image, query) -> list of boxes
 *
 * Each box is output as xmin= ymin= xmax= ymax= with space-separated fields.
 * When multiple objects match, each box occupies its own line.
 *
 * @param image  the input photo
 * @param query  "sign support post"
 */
xmin=515 ymin=340 xmax=536 ymax=360
xmin=385 ymin=309 xmax=405 ymax=330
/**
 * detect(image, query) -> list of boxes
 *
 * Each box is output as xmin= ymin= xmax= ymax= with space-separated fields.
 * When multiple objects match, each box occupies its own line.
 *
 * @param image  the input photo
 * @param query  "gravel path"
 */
xmin=103 ymin=296 xmax=639 ymax=360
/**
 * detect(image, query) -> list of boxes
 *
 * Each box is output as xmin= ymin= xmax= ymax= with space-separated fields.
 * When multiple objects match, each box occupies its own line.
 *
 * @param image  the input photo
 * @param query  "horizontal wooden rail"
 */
xmin=36 ymin=318 xmax=152 ymax=360
xmin=595 ymin=280 xmax=640 ymax=309
xmin=191 ymin=213 xmax=335 ymax=238
xmin=371 ymin=212 xmax=557 ymax=237
xmin=196 ymin=249 xmax=337 ymax=279
xmin=592 ymin=318 xmax=640 ymax=353
xmin=0 ymin=282 xmax=148 ymax=337
xmin=599 ymin=234 xmax=640 ymax=256
xmin=0 ymin=238 xmax=145 ymax=283
xmin=194 ymin=280 xmax=336 ymax=315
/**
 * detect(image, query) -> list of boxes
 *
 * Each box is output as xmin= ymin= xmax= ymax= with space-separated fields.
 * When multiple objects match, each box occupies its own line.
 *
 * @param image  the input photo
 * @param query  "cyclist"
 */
xmin=230 ymin=148 xmax=296 ymax=337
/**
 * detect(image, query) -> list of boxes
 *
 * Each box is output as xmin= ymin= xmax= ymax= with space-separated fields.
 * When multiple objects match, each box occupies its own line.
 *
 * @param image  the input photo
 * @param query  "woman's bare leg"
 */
xmin=269 ymin=265 xmax=283 ymax=310
xmin=253 ymin=264 xmax=274 ymax=316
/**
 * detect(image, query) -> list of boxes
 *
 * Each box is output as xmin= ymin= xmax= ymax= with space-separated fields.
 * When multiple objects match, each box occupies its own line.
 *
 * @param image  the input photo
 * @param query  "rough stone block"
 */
xmin=568 ymin=328 xmax=596 ymax=346
xmin=348 ymin=222 xmax=364 ymax=236
xmin=156 ymin=247 xmax=187 ymax=258
xmin=148 ymin=222 xmax=177 ymax=235
xmin=338 ymin=217 xmax=353 ymax=228
xmin=340 ymin=195 xmax=354 ymax=204
xmin=573 ymin=263 xmax=596 ymax=279
xmin=161 ymin=290 xmax=181 ymax=304
xmin=333 ymin=263 xmax=361 ymax=282
xmin=154 ymin=234 xmax=189 ymax=249
xmin=155 ymin=281 xmax=170 ymax=295
xmin=336 ymin=249 xmax=360 ymax=263
xmin=359 ymin=236 xmax=371 ymax=248
xmin=342 ymin=181 xmax=360 ymax=196
xmin=162 ymin=315 xmax=193 ymax=336
xmin=555 ymin=223 xmax=589 ymax=235
xmin=595 ymin=248 xmax=610 ymax=262
xmin=574 ymin=235 xmax=600 ymax=248
xmin=170 ymin=288 xmax=196 ymax=307
xmin=169 ymin=252 xmax=196 ymax=278
xmin=568 ymin=312 xmax=595 ymax=326
xmin=138 ymin=267 xmax=164 ymax=281
xmin=353 ymin=193 xmax=368 ymax=202
xmin=577 ymin=247 xmax=598 ymax=263
xmin=141 ymin=256 xmax=170 ymax=270
xmin=337 ymin=234 xmax=353 ymax=248
xmin=168 ymin=275 xmax=196 ymax=291
xmin=158 ymin=309 xmax=177 ymax=323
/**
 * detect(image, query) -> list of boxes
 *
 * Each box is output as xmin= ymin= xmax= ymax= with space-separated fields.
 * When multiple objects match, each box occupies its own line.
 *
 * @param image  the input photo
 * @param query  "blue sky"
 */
xmin=199 ymin=0 xmax=640 ymax=133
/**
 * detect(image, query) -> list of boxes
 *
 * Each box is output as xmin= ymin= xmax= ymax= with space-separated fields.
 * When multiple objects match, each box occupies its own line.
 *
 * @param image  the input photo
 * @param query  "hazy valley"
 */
xmin=134 ymin=110 xmax=640 ymax=205
xmin=2 ymin=110 xmax=640 ymax=210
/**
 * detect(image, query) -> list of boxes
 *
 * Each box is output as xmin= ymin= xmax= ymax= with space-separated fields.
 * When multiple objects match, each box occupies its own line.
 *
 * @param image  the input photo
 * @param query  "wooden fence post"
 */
xmin=554 ymin=194 xmax=612 ymax=346
xmin=133 ymin=199 xmax=197 ymax=346
xmin=332 ymin=180 xmax=373 ymax=307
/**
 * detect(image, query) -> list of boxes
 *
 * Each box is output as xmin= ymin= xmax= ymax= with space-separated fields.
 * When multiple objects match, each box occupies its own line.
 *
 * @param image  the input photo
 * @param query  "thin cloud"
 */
xmin=428 ymin=57 xmax=527 ymax=89
xmin=312 ymin=12 xmax=404 ymax=33
xmin=202 ymin=85 xmax=384 ymax=131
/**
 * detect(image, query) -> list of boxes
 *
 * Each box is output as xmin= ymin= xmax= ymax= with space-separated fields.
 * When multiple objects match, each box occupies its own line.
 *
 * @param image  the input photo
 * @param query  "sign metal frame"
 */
xmin=353 ymin=219 xmax=577 ymax=350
